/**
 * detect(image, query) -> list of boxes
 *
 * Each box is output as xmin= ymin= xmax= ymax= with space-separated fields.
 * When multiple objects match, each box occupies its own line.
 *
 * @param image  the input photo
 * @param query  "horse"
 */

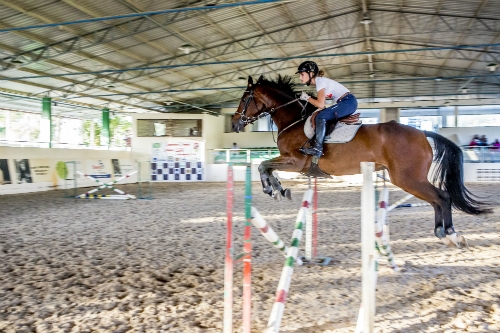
xmin=231 ymin=75 xmax=491 ymax=248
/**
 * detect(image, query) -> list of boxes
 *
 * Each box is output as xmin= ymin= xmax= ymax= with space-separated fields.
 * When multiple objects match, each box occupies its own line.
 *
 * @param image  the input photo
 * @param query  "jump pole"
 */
xmin=243 ymin=165 xmax=252 ymax=333
xmin=375 ymin=187 xmax=398 ymax=271
xmin=359 ymin=162 xmax=377 ymax=333
xmin=265 ymin=188 xmax=313 ymax=333
xmin=251 ymin=207 xmax=303 ymax=266
xmin=313 ymin=178 xmax=318 ymax=258
xmin=223 ymin=164 xmax=252 ymax=333
xmin=223 ymin=164 xmax=234 ymax=333
xmin=76 ymin=171 xmax=137 ymax=199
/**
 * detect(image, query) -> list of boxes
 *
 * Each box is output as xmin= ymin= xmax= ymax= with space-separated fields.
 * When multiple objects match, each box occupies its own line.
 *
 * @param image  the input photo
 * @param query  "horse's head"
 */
xmin=231 ymin=76 xmax=268 ymax=133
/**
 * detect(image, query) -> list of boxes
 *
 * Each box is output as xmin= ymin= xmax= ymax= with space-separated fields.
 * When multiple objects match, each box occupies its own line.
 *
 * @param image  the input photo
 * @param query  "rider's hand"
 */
xmin=299 ymin=91 xmax=310 ymax=101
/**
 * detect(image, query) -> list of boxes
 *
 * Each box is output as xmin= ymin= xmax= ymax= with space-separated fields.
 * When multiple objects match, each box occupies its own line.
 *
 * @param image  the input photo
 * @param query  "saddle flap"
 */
xmin=304 ymin=112 xmax=362 ymax=141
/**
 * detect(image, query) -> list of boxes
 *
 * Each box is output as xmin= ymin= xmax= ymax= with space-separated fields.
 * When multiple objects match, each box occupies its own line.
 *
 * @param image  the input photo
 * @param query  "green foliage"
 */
xmin=110 ymin=115 xmax=132 ymax=147
xmin=56 ymin=161 xmax=68 ymax=179
xmin=81 ymin=115 xmax=131 ymax=147
xmin=82 ymin=119 xmax=101 ymax=146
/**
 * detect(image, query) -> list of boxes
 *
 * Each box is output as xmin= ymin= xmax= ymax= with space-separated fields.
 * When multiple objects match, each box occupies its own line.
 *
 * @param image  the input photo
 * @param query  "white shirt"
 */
xmin=315 ymin=77 xmax=350 ymax=102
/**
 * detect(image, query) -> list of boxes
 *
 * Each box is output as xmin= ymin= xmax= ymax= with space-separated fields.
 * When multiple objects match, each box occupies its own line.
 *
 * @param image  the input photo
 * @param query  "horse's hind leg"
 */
xmin=390 ymin=174 xmax=468 ymax=248
xmin=433 ymin=187 xmax=469 ymax=248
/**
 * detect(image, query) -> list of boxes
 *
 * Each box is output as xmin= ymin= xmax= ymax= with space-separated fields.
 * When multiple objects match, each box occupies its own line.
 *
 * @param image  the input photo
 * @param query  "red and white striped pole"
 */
xmin=224 ymin=164 xmax=234 ymax=333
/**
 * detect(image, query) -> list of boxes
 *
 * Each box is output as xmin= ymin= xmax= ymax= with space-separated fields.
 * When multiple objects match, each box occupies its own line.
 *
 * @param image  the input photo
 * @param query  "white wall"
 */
xmin=131 ymin=113 xmax=225 ymax=161
xmin=222 ymin=132 xmax=277 ymax=149
xmin=0 ymin=146 xmax=148 ymax=195
xmin=439 ymin=127 xmax=500 ymax=146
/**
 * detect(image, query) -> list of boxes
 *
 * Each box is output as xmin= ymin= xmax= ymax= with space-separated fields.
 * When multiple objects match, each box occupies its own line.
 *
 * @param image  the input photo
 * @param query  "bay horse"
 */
xmin=231 ymin=75 xmax=491 ymax=248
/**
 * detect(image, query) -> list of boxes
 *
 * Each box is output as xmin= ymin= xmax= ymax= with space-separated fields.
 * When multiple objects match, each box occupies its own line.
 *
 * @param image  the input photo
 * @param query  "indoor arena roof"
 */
xmin=0 ymin=0 xmax=500 ymax=117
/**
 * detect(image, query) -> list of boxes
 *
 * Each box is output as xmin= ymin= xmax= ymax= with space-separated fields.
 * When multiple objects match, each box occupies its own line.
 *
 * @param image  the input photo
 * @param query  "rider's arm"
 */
xmin=307 ymin=88 xmax=326 ymax=109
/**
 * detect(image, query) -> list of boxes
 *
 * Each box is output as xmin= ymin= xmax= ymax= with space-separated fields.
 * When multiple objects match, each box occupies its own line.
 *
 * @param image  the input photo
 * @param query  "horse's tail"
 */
xmin=424 ymin=131 xmax=491 ymax=215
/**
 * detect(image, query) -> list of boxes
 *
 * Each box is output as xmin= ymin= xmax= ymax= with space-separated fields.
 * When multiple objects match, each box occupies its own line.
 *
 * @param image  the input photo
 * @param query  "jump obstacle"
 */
xmin=224 ymin=163 xmax=252 ymax=333
xmin=76 ymin=171 xmax=138 ymax=199
xmin=224 ymin=164 xmax=324 ymax=333
xmin=355 ymin=163 xmax=432 ymax=333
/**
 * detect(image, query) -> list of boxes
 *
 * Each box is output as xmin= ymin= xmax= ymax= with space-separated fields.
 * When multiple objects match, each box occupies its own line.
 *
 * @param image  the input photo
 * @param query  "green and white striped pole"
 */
xmin=265 ymin=189 xmax=313 ymax=333
xmin=251 ymin=207 xmax=303 ymax=266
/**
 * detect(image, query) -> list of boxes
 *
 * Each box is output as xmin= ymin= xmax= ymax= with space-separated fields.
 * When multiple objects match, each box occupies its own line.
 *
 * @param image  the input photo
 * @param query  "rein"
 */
xmin=235 ymin=86 xmax=309 ymax=142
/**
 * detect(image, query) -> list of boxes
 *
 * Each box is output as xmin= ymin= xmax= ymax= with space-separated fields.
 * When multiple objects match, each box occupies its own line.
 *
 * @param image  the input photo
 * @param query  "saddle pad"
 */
xmin=304 ymin=114 xmax=362 ymax=143
xmin=324 ymin=122 xmax=362 ymax=143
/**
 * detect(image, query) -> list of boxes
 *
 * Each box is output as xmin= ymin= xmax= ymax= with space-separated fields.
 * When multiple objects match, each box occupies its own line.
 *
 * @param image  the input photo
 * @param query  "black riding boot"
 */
xmin=300 ymin=118 xmax=326 ymax=158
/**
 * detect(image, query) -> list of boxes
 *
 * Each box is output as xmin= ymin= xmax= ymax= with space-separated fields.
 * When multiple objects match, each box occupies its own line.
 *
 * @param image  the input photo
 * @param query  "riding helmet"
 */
xmin=295 ymin=61 xmax=319 ymax=76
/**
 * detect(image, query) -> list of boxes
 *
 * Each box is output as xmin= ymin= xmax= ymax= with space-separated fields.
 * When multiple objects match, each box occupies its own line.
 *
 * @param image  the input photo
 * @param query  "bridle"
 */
xmin=234 ymin=86 xmax=304 ymax=126
xmin=234 ymin=88 xmax=265 ymax=126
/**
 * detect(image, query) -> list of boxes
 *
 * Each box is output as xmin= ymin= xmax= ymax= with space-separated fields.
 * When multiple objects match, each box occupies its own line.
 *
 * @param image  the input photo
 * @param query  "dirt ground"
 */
xmin=0 ymin=181 xmax=499 ymax=333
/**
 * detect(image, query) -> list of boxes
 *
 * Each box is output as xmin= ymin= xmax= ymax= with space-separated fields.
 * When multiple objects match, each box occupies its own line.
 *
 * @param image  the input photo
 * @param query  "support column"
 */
xmin=454 ymin=106 xmax=459 ymax=127
xmin=41 ymin=97 xmax=52 ymax=147
xmin=379 ymin=107 xmax=400 ymax=123
xmin=101 ymin=108 xmax=110 ymax=147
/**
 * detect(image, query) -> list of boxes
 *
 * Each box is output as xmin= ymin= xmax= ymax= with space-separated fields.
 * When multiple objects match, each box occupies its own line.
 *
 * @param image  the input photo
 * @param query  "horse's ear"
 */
xmin=248 ymin=76 xmax=253 ymax=87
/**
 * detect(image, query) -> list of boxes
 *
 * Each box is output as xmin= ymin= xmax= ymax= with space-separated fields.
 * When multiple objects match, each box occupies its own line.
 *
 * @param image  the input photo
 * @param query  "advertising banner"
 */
xmin=151 ymin=141 xmax=204 ymax=181
xmin=0 ymin=159 xmax=11 ymax=185
xmin=14 ymin=159 xmax=32 ymax=184
xmin=86 ymin=159 xmax=112 ymax=179
xmin=30 ymin=159 xmax=53 ymax=183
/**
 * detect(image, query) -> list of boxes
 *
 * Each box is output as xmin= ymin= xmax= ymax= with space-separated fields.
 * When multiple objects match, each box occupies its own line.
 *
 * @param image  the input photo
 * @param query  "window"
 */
xmin=137 ymin=119 xmax=202 ymax=137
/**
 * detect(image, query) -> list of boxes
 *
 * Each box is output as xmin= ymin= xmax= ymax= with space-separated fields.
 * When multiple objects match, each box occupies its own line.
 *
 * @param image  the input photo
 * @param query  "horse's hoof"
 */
xmin=456 ymin=234 xmax=470 ymax=250
xmin=281 ymin=188 xmax=292 ymax=201
xmin=440 ymin=236 xmax=455 ymax=247
xmin=272 ymin=190 xmax=282 ymax=202
xmin=444 ymin=233 xmax=469 ymax=249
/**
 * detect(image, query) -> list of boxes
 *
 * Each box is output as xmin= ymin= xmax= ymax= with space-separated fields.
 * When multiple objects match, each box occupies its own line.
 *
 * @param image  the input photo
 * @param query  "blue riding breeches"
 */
xmin=316 ymin=93 xmax=358 ymax=122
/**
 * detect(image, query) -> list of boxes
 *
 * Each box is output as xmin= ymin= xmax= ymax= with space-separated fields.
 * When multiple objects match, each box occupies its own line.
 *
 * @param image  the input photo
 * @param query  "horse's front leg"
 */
xmin=258 ymin=156 xmax=301 ymax=201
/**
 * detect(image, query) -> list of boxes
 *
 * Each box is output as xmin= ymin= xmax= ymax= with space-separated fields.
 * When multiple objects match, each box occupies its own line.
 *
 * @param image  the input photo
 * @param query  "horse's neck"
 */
xmin=268 ymin=95 xmax=303 ymax=131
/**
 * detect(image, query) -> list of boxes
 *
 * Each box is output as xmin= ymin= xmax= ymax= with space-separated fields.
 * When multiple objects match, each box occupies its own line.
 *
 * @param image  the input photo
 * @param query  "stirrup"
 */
xmin=301 ymin=147 xmax=322 ymax=156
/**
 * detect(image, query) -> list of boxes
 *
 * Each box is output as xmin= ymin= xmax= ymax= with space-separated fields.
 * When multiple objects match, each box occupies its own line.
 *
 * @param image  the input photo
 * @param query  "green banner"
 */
xmin=42 ymin=97 xmax=52 ymax=147
xmin=101 ymin=108 xmax=110 ymax=147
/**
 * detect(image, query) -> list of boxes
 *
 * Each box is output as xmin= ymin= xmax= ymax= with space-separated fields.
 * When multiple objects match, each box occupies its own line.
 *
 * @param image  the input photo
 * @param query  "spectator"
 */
xmin=232 ymin=142 xmax=239 ymax=150
xmin=479 ymin=135 xmax=489 ymax=146
xmin=491 ymin=139 xmax=500 ymax=150
xmin=469 ymin=135 xmax=480 ymax=146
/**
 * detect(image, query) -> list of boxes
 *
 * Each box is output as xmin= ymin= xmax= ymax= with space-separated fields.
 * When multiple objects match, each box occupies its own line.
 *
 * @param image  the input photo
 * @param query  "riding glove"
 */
xmin=299 ymin=91 xmax=310 ymax=101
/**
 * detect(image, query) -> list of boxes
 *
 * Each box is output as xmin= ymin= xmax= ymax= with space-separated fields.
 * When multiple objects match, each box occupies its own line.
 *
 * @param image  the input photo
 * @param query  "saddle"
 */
xmin=311 ymin=111 xmax=360 ymax=134
xmin=304 ymin=111 xmax=361 ymax=140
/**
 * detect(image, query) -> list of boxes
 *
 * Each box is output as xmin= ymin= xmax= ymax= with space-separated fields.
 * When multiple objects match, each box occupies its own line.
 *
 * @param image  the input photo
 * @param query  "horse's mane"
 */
xmin=256 ymin=75 xmax=317 ymax=114
xmin=256 ymin=75 xmax=297 ymax=98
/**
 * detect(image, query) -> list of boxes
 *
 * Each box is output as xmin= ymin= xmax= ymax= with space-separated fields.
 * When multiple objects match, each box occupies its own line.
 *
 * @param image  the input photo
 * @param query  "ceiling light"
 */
xmin=179 ymin=44 xmax=194 ymax=54
xmin=435 ymin=77 xmax=443 ymax=81
xmin=360 ymin=17 xmax=372 ymax=25
xmin=238 ymin=76 xmax=246 ymax=80
xmin=369 ymin=73 xmax=375 ymax=78
xmin=487 ymin=63 xmax=498 ymax=72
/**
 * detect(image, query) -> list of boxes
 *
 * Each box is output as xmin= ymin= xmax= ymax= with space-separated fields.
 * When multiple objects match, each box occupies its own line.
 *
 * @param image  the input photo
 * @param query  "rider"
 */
xmin=296 ymin=61 xmax=358 ymax=158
